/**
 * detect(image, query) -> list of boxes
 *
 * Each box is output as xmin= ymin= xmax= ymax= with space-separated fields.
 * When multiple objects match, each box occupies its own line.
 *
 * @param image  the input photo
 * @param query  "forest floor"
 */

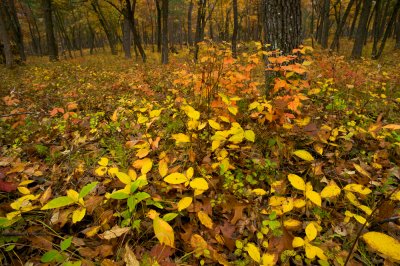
xmin=0 ymin=42 xmax=400 ymax=266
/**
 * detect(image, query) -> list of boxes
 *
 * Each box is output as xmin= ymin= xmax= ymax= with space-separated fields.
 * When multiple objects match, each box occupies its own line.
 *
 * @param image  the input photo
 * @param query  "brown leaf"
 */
xmin=100 ymin=259 xmax=121 ymax=266
xmin=98 ymin=225 xmax=130 ymax=240
xmin=231 ymin=204 xmax=246 ymax=225
xmin=0 ymin=180 xmax=18 ymax=192
xmin=268 ymin=227 xmax=293 ymax=256
xmin=78 ymin=247 xmax=99 ymax=258
xmin=96 ymin=245 xmax=114 ymax=258
xmin=29 ymin=236 xmax=53 ymax=251
xmin=124 ymin=244 xmax=140 ymax=266
xmin=85 ymin=196 xmax=104 ymax=214
xmin=150 ymin=244 xmax=174 ymax=262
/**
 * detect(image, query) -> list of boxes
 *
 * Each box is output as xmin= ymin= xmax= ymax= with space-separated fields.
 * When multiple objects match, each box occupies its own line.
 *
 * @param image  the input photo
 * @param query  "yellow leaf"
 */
xmin=284 ymin=219 xmax=302 ymax=230
xmin=17 ymin=186 xmax=30 ymax=195
xmin=140 ymin=158 xmax=152 ymax=174
xmin=211 ymin=140 xmax=221 ymax=151
xmin=72 ymin=207 xmax=86 ymax=223
xmin=252 ymin=188 xmax=267 ymax=196
xmin=305 ymin=223 xmax=317 ymax=241
xmin=189 ymin=178 xmax=209 ymax=190
xmin=158 ymin=161 xmax=168 ymax=177
xmin=128 ymin=169 xmax=137 ymax=180
xmin=136 ymin=148 xmax=149 ymax=158
xmin=108 ymin=167 xmax=119 ymax=177
xmin=383 ymin=124 xmax=400 ymax=130
xmin=171 ymin=133 xmax=190 ymax=143
xmin=153 ymin=215 xmax=175 ymax=247
xmin=164 ymin=172 xmax=188 ymax=185
xmin=244 ymin=130 xmax=255 ymax=142
xmin=293 ymin=198 xmax=306 ymax=208
xmin=353 ymin=163 xmax=371 ymax=178
xmin=116 ymin=172 xmax=131 ymax=185
xmin=344 ymin=184 xmax=372 ymax=195
xmin=208 ymin=119 xmax=221 ymax=130
xmin=292 ymin=237 xmax=305 ymax=248
xmin=95 ymin=166 xmax=107 ymax=176
xmin=313 ymin=143 xmax=323 ymax=155
xmin=228 ymin=133 xmax=244 ymax=143
xmin=282 ymin=197 xmax=294 ymax=213
xmin=314 ymin=245 xmax=327 ymax=260
xmin=245 ymin=243 xmax=261 ymax=263
xmin=83 ymin=225 xmax=101 ymax=237
xmin=98 ymin=157 xmax=109 ymax=166
xmin=177 ymin=197 xmax=192 ymax=211
xmin=362 ymin=232 xmax=400 ymax=261
xmin=320 ymin=181 xmax=341 ymax=198
xmin=197 ymin=211 xmax=213 ymax=229
xmin=305 ymin=243 xmax=317 ymax=259
xmin=228 ymin=106 xmax=238 ymax=115
xmin=293 ymin=150 xmax=314 ymax=161
xmin=287 ymin=174 xmax=306 ymax=191
xmin=261 ymin=253 xmax=276 ymax=266
xmin=149 ymin=109 xmax=162 ymax=118
xmin=67 ymin=189 xmax=80 ymax=202
xmin=186 ymin=167 xmax=194 ymax=180
xmin=182 ymin=105 xmax=200 ymax=120
xmin=137 ymin=115 xmax=148 ymax=124
xmin=306 ymin=190 xmax=322 ymax=207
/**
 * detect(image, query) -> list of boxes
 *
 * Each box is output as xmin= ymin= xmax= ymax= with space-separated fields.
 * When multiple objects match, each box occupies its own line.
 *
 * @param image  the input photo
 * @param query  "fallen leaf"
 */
xmin=362 ymin=232 xmax=400 ymax=262
xmin=98 ymin=225 xmax=130 ymax=240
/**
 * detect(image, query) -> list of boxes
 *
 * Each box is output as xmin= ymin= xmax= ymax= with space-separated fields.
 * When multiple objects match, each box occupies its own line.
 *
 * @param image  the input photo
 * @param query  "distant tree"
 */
xmin=42 ymin=0 xmax=58 ymax=61
xmin=351 ymin=0 xmax=372 ymax=59
xmin=231 ymin=0 xmax=238 ymax=58
xmin=161 ymin=0 xmax=168 ymax=64
xmin=0 ymin=3 xmax=13 ymax=68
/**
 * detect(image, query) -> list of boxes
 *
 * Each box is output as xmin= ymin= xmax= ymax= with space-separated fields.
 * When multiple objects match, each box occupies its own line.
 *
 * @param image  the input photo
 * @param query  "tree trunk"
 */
xmin=194 ymin=0 xmax=207 ymax=61
xmin=155 ymin=0 xmax=161 ymax=52
xmin=231 ymin=0 xmax=238 ymax=58
xmin=263 ymin=0 xmax=302 ymax=54
xmin=161 ymin=0 xmax=168 ymax=64
xmin=42 ymin=0 xmax=58 ymax=61
xmin=187 ymin=0 xmax=194 ymax=46
xmin=124 ymin=0 xmax=147 ymax=62
xmin=6 ymin=0 xmax=26 ymax=61
xmin=373 ymin=0 xmax=400 ymax=59
xmin=330 ymin=0 xmax=355 ymax=51
xmin=395 ymin=14 xmax=400 ymax=49
xmin=0 ymin=5 xmax=13 ymax=68
xmin=91 ymin=0 xmax=117 ymax=55
xmin=122 ymin=14 xmax=132 ymax=59
xmin=371 ymin=0 xmax=382 ymax=57
xmin=321 ymin=0 xmax=330 ymax=48
xmin=349 ymin=0 xmax=362 ymax=38
xmin=351 ymin=0 xmax=372 ymax=59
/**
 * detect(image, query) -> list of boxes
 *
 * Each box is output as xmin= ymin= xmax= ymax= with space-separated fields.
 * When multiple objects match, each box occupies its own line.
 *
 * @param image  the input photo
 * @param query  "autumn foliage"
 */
xmin=0 ymin=44 xmax=400 ymax=265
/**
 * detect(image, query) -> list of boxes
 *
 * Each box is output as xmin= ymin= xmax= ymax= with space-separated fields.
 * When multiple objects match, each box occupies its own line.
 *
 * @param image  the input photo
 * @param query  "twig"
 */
xmin=1 ymin=112 xmax=37 ymax=117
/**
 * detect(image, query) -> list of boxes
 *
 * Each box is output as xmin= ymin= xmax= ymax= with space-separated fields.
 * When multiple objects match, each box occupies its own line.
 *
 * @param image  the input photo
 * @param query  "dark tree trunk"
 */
xmin=371 ymin=0 xmax=382 ymax=57
xmin=349 ymin=0 xmax=362 ymax=38
xmin=155 ymin=0 xmax=161 ymax=52
xmin=330 ymin=0 xmax=355 ymax=50
xmin=321 ymin=0 xmax=330 ymax=48
xmin=187 ymin=0 xmax=194 ymax=46
xmin=396 ymin=13 xmax=400 ymax=49
xmin=42 ymin=0 xmax=58 ymax=61
xmin=263 ymin=0 xmax=302 ymax=54
xmin=351 ymin=0 xmax=373 ymax=59
xmin=6 ymin=0 xmax=26 ymax=61
xmin=0 ymin=5 xmax=13 ymax=68
xmin=91 ymin=0 xmax=117 ymax=55
xmin=231 ymin=0 xmax=238 ymax=58
xmin=194 ymin=0 xmax=207 ymax=61
xmin=161 ymin=0 xmax=168 ymax=64
xmin=124 ymin=0 xmax=147 ymax=62
xmin=373 ymin=0 xmax=400 ymax=59
xmin=379 ymin=0 xmax=391 ymax=39
xmin=122 ymin=13 xmax=132 ymax=59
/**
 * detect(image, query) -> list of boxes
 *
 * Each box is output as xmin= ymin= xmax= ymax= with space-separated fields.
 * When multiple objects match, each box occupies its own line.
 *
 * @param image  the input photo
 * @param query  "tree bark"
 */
xmin=194 ymin=0 xmax=207 ymax=61
xmin=321 ymin=0 xmax=330 ymax=48
xmin=6 ymin=0 xmax=26 ymax=61
xmin=42 ymin=0 xmax=58 ymax=61
xmin=263 ymin=0 xmax=302 ymax=54
xmin=330 ymin=0 xmax=355 ymax=51
xmin=155 ymin=0 xmax=161 ymax=52
xmin=187 ymin=0 xmax=194 ymax=46
xmin=373 ymin=0 xmax=400 ymax=59
xmin=349 ymin=0 xmax=362 ymax=38
xmin=231 ymin=0 xmax=238 ymax=58
xmin=122 ymin=13 xmax=132 ymax=59
xmin=91 ymin=0 xmax=117 ymax=55
xmin=396 ymin=13 xmax=400 ymax=49
xmin=351 ymin=0 xmax=372 ymax=59
xmin=371 ymin=0 xmax=382 ymax=57
xmin=161 ymin=0 xmax=168 ymax=64
xmin=0 ymin=4 xmax=13 ymax=68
